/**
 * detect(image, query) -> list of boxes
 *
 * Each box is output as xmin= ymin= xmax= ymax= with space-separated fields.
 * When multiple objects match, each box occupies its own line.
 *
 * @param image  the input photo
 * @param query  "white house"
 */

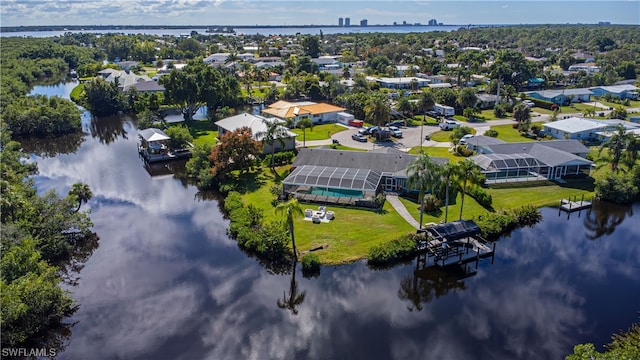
xmin=542 ymin=117 xmax=608 ymax=140
xmin=215 ymin=113 xmax=297 ymax=154
xmin=366 ymin=76 xmax=429 ymax=89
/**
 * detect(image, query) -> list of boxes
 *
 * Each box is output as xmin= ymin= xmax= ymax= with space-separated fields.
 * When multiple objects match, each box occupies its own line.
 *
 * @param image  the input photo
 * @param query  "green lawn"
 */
xmin=429 ymin=131 xmax=453 ymax=142
xmin=489 ymin=124 xmax=536 ymax=143
xmin=168 ymin=120 xmax=218 ymax=146
xmin=398 ymin=178 xmax=595 ymax=226
xmin=487 ymin=179 xmax=595 ymax=209
xmin=408 ymin=146 xmax=467 ymax=163
xmin=408 ymin=116 xmax=439 ymax=126
xmin=239 ymin=167 xmax=415 ymax=264
xmin=290 ymin=124 xmax=347 ymax=141
xmin=477 ymin=109 xmax=511 ymax=121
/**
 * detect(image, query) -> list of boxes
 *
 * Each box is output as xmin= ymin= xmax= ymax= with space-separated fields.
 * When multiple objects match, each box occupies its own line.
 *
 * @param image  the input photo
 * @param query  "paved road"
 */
xmin=297 ymin=106 xmax=639 ymax=151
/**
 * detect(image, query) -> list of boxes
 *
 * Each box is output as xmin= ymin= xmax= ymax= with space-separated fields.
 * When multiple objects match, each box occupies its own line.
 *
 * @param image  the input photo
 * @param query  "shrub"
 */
xmin=263 ymin=150 xmax=296 ymax=166
xmin=301 ymin=253 xmax=321 ymax=277
xmin=421 ymin=194 xmax=441 ymax=212
xmin=456 ymin=145 xmax=474 ymax=157
xmin=484 ymin=129 xmax=499 ymax=137
xmin=595 ymin=173 xmax=639 ymax=204
xmin=493 ymin=104 xmax=507 ymax=118
xmin=367 ymin=233 xmax=418 ymax=266
xmin=474 ymin=205 xmax=541 ymax=240
xmin=466 ymin=186 xmax=492 ymax=208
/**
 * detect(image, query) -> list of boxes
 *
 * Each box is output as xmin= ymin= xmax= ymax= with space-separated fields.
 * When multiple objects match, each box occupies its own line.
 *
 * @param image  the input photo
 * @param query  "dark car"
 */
xmin=358 ymin=126 xmax=372 ymax=135
xmin=352 ymin=133 xmax=368 ymax=142
xmin=385 ymin=120 xmax=405 ymax=127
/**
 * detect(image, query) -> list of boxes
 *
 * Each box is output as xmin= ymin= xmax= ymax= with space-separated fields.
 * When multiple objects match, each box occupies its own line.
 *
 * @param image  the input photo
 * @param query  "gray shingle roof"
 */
xmin=466 ymin=135 xmax=506 ymax=147
xmin=487 ymin=140 xmax=589 ymax=155
xmin=292 ymin=148 xmax=447 ymax=177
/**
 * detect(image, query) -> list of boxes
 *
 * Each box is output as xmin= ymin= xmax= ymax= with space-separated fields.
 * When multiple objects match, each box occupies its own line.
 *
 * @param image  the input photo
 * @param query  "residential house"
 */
xmin=116 ymin=61 xmax=139 ymax=71
xmin=476 ymin=94 xmax=498 ymax=110
xmin=465 ymin=135 xmax=506 ymax=153
xmin=542 ymin=117 xmax=608 ymax=140
xmin=97 ymin=68 xmax=155 ymax=93
xmin=283 ymin=148 xmax=447 ymax=206
xmin=214 ymin=113 xmax=297 ymax=154
xmin=588 ymin=85 xmax=639 ymax=100
xmin=395 ymin=65 xmax=419 ymax=77
xmin=367 ymin=76 xmax=429 ymax=89
xmin=568 ymin=63 xmax=600 ymax=73
xmin=526 ymin=88 xmax=593 ymax=105
xmin=262 ymin=100 xmax=347 ymax=125
xmin=471 ymin=140 xmax=593 ymax=182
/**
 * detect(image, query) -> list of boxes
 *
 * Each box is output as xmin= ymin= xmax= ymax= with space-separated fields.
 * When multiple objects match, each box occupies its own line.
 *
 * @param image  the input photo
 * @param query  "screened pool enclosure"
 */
xmin=283 ymin=165 xmax=382 ymax=206
xmin=472 ymin=153 xmax=545 ymax=182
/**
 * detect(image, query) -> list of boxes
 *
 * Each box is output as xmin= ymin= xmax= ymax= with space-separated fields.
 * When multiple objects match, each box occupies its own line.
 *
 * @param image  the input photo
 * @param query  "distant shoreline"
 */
xmin=0 ymin=23 xmax=628 ymax=33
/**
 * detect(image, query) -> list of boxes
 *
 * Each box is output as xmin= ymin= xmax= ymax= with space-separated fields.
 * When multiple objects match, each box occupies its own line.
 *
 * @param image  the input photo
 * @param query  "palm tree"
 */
xmin=406 ymin=155 xmax=442 ymax=229
xmin=456 ymin=160 xmax=483 ymax=220
xmin=277 ymin=260 xmax=306 ymax=315
xmin=418 ymin=91 xmax=435 ymax=150
xmin=225 ymin=52 xmax=240 ymax=64
xmin=275 ymin=198 xmax=303 ymax=259
xmin=599 ymin=124 xmax=631 ymax=172
xmin=439 ymin=162 xmax=460 ymax=223
xmin=68 ymin=183 xmax=93 ymax=212
xmin=297 ymin=118 xmax=314 ymax=148
xmin=256 ymin=119 xmax=289 ymax=169
xmin=622 ymin=134 xmax=640 ymax=168
xmin=364 ymin=98 xmax=391 ymax=126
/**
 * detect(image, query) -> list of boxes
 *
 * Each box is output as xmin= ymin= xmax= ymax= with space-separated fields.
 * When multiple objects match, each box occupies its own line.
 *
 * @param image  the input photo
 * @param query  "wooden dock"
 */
xmin=559 ymin=196 xmax=592 ymax=213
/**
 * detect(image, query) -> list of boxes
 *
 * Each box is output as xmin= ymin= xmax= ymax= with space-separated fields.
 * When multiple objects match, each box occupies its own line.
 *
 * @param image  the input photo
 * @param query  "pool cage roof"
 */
xmin=472 ymin=153 xmax=542 ymax=173
xmin=283 ymin=165 xmax=382 ymax=192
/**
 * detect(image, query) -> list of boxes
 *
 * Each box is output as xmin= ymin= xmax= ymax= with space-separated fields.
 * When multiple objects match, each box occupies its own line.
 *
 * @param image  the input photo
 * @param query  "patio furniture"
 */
xmin=325 ymin=211 xmax=335 ymax=220
xmin=312 ymin=215 xmax=321 ymax=224
xmin=305 ymin=209 xmax=314 ymax=217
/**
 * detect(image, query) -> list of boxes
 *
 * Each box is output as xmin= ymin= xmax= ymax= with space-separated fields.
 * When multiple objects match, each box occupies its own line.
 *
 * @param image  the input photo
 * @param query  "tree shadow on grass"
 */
xmin=554 ymin=177 xmax=596 ymax=192
xmin=228 ymin=170 xmax=266 ymax=194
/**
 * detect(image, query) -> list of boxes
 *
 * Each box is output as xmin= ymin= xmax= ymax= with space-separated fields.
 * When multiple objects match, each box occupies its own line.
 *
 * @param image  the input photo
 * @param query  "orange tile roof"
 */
xmin=263 ymin=101 xmax=346 ymax=118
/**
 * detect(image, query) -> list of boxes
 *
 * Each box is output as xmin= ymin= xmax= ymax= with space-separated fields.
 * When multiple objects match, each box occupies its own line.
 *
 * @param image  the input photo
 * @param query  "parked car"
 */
xmin=385 ymin=120 xmax=405 ymax=127
xmin=459 ymin=134 xmax=474 ymax=145
xmin=426 ymin=110 xmax=440 ymax=118
xmin=439 ymin=120 xmax=460 ymax=130
xmin=523 ymin=100 xmax=535 ymax=108
xmin=352 ymin=133 xmax=368 ymax=142
xmin=388 ymin=126 xmax=403 ymax=138
xmin=369 ymin=126 xmax=381 ymax=135
xmin=358 ymin=126 xmax=372 ymax=135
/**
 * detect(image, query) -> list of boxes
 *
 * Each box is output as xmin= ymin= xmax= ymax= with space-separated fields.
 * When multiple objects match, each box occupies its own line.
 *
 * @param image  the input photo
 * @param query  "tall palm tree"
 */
xmin=418 ymin=91 xmax=435 ymax=150
xmin=456 ymin=159 xmax=483 ymax=220
xmin=275 ymin=198 xmax=303 ymax=259
xmin=599 ymin=124 xmax=631 ymax=172
xmin=364 ymin=98 xmax=391 ymax=126
xmin=256 ymin=119 xmax=289 ymax=169
xmin=622 ymin=134 xmax=640 ymax=168
xmin=296 ymin=118 xmax=314 ymax=148
xmin=439 ymin=162 xmax=461 ymax=223
xmin=406 ymin=155 xmax=442 ymax=229
xmin=225 ymin=52 xmax=240 ymax=64
xmin=68 ymin=183 xmax=93 ymax=212
xmin=277 ymin=260 xmax=306 ymax=315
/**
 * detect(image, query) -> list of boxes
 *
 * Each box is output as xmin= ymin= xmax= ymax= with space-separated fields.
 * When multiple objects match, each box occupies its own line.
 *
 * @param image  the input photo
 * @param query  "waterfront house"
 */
xmin=283 ymin=148 xmax=448 ymax=206
xmin=215 ymin=113 xmax=297 ymax=154
xmin=470 ymin=140 xmax=593 ymax=182
xmin=543 ymin=117 xmax=608 ymax=140
xmin=97 ymin=68 xmax=156 ymax=93
xmin=366 ymin=76 xmax=429 ymax=89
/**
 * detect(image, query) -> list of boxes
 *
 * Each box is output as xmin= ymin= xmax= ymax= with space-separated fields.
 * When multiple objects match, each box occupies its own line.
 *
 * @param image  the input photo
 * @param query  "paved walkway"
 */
xmin=385 ymin=194 xmax=420 ymax=229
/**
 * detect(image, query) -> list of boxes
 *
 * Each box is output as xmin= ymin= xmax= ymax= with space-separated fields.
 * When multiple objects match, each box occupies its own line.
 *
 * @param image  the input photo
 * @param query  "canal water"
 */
xmin=26 ymin=83 xmax=640 ymax=359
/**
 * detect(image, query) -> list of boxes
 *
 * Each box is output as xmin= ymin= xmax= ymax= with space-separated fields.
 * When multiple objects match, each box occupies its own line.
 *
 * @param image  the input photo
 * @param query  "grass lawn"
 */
xmin=407 ymin=146 xmax=468 ymax=163
xmin=398 ymin=192 xmax=490 ymax=226
xmin=477 ymin=109 xmax=511 ymax=121
xmin=429 ymin=130 xmax=453 ymax=142
xmin=238 ymin=166 xmax=415 ymax=264
xmin=490 ymin=124 xmax=536 ymax=143
xmin=408 ymin=116 xmax=439 ymax=126
xmin=290 ymin=124 xmax=347 ymax=141
xmin=168 ymin=119 xmax=218 ymax=146
xmin=487 ymin=179 xmax=595 ymax=209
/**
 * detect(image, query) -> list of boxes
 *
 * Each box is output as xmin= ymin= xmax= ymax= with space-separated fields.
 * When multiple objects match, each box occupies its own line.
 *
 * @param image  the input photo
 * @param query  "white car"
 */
xmin=523 ymin=100 xmax=535 ymax=108
xmin=388 ymin=126 xmax=403 ymax=138
xmin=459 ymin=134 xmax=474 ymax=145
xmin=439 ymin=120 xmax=460 ymax=130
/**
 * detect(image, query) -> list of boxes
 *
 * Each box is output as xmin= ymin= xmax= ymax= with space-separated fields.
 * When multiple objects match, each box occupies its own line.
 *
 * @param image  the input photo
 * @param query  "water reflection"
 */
xmin=89 ymin=114 xmax=132 ymax=144
xmin=584 ymin=200 xmax=634 ymax=240
xmin=277 ymin=260 xmax=306 ymax=315
xmin=18 ymin=131 xmax=86 ymax=158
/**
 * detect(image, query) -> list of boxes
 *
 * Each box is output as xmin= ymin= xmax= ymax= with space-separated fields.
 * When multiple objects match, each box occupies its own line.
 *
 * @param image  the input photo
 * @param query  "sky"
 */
xmin=1 ymin=0 xmax=638 ymax=27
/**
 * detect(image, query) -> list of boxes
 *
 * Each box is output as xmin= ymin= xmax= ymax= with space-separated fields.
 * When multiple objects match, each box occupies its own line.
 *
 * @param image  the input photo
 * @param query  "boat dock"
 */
xmin=417 ymin=220 xmax=495 ymax=268
xmin=559 ymin=195 xmax=592 ymax=213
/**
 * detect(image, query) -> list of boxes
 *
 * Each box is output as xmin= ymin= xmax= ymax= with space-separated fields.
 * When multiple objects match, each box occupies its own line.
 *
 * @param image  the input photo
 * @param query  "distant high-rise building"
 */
xmin=338 ymin=17 xmax=344 ymax=26
xmin=360 ymin=19 xmax=368 ymax=27
xmin=403 ymin=20 xmax=407 ymax=26
xmin=428 ymin=18 xmax=438 ymax=26
xmin=345 ymin=17 xmax=351 ymax=27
